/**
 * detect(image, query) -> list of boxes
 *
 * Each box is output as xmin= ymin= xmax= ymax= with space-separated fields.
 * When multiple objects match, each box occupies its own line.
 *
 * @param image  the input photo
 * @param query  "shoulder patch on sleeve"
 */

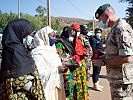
xmin=122 ymin=33 xmax=130 ymax=42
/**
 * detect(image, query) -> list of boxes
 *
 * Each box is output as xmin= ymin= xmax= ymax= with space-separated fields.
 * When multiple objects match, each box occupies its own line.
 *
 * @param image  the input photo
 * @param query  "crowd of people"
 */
xmin=0 ymin=3 xmax=133 ymax=100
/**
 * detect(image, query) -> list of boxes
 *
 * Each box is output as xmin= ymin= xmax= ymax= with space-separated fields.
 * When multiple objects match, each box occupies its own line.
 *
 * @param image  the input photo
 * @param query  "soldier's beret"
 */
xmin=95 ymin=4 xmax=110 ymax=19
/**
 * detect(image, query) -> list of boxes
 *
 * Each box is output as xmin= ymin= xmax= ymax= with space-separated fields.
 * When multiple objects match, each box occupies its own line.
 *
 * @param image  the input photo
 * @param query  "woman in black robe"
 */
xmin=0 ymin=19 xmax=45 ymax=100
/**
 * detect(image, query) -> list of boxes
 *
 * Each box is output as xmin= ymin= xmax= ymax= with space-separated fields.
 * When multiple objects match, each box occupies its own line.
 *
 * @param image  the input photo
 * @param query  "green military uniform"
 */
xmin=106 ymin=18 xmax=133 ymax=100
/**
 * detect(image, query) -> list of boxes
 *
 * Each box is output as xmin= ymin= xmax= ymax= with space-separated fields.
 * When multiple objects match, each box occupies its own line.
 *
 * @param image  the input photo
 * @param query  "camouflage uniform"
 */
xmin=106 ymin=18 xmax=133 ymax=100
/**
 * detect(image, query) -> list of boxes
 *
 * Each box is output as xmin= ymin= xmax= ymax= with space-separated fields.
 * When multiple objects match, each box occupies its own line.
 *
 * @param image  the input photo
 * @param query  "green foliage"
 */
xmin=86 ymin=22 xmax=93 ymax=31
xmin=51 ymin=17 xmax=63 ymax=34
xmin=0 ymin=12 xmax=17 ymax=29
xmin=119 ymin=0 xmax=133 ymax=27
xmin=0 ymin=12 xmax=63 ymax=34
xmin=35 ymin=5 xmax=46 ymax=16
xmin=20 ymin=14 xmax=47 ymax=30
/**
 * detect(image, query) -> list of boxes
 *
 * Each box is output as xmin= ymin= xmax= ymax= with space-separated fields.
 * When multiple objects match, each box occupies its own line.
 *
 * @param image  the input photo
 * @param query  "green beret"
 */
xmin=95 ymin=4 xmax=110 ymax=19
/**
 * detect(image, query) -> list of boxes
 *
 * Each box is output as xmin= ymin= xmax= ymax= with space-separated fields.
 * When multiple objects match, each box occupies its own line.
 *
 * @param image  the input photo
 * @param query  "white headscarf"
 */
xmin=33 ymin=26 xmax=54 ymax=46
xmin=31 ymin=26 xmax=64 ymax=100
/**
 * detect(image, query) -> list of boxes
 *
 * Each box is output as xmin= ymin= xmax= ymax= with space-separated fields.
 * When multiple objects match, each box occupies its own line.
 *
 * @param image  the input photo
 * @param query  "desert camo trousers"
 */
xmin=110 ymin=83 xmax=133 ymax=100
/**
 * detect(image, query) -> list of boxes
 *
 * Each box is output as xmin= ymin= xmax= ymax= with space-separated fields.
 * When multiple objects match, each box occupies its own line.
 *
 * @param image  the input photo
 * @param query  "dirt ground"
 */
xmin=89 ymin=66 xmax=111 ymax=100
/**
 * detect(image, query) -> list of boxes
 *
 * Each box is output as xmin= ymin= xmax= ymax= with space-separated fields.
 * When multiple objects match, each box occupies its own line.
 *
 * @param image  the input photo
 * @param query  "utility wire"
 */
xmin=66 ymin=0 xmax=89 ymax=18
xmin=37 ymin=0 xmax=89 ymax=18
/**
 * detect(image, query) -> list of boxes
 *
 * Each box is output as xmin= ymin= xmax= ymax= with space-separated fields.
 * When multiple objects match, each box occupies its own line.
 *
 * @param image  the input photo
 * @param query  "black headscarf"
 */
xmin=61 ymin=26 xmax=73 ymax=40
xmin=56 ymin=26 xmax=75 ymax=55
xmin=0 ymin=19 xmax=35 ymax=82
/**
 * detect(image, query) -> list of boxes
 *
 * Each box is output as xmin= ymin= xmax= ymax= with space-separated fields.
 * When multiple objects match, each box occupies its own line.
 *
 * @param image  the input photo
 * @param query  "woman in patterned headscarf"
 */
xmin=0 ymin=19 xmax=45 ymax=100
xmin=31 ymin=26 xmax=67 ymax=100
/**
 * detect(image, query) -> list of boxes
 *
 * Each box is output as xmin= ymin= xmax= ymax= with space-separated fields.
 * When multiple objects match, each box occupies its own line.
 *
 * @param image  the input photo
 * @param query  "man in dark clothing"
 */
xmin=90 ymin=28 xmax=104 ymax=91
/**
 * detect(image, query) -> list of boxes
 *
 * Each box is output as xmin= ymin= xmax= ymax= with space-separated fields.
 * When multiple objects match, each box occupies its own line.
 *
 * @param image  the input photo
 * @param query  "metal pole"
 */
xmin=47 ymin=0 xmax=51 ymax=27
xmin=93 ymin=16 xmax=95 ymax=32
xmin=18 ymin=0 xmax=20 ymax=18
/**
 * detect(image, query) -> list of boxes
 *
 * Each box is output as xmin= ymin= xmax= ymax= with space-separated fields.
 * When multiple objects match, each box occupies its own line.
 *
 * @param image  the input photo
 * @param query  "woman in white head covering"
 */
xmin=31 ymin=26 xmax=67 ymax=100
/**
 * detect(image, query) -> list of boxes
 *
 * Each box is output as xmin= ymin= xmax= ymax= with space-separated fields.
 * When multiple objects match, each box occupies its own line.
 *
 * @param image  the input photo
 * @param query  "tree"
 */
xmin=35 ymin=5 xmax=46 ymax=16
xmin=0 ymin=11 xmax=63 ymax=33
xmin=119 ymin=0 xmax=133 ymax=27
xmin=0 ymin=12 xmax=14 ymax=29
xmin=86 ymin=21 xmax=93 ymax=31
xmin=51 ymin=17 xmax=63 ymax=34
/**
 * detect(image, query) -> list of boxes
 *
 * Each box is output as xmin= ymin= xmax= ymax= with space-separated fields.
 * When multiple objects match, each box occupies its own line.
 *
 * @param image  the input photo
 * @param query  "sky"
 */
xmin=0 ymin=0 xmax=129 ymax=20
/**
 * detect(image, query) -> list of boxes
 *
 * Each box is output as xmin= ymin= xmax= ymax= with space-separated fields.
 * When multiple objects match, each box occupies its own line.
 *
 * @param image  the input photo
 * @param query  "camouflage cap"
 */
xmin=95 ymin=4 xmax=110 ymax=19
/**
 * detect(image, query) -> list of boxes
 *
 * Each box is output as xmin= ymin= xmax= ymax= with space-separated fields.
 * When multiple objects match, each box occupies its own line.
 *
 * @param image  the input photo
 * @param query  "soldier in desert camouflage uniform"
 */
xmin=93 ymin=3 xmax=133 ymax=100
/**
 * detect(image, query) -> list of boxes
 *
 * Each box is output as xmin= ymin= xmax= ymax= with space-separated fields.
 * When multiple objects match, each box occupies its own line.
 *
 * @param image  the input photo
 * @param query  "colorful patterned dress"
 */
xmin=0 ymin=67 xmax=45 ymax=100
xmin=56 ymin=37 xmax=90 ymax=100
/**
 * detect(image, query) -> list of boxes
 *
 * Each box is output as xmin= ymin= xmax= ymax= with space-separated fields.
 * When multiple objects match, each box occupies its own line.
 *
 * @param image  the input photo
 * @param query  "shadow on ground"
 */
xmin=89 ymin=74 xmax=108 ymax=91
xmin=90 ymin=74 xmax=108 ymax=79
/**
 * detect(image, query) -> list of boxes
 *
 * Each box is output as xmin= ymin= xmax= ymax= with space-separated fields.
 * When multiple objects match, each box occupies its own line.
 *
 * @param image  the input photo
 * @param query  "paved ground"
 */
xmin=89 ymin=66 xmax=112 ymax=100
